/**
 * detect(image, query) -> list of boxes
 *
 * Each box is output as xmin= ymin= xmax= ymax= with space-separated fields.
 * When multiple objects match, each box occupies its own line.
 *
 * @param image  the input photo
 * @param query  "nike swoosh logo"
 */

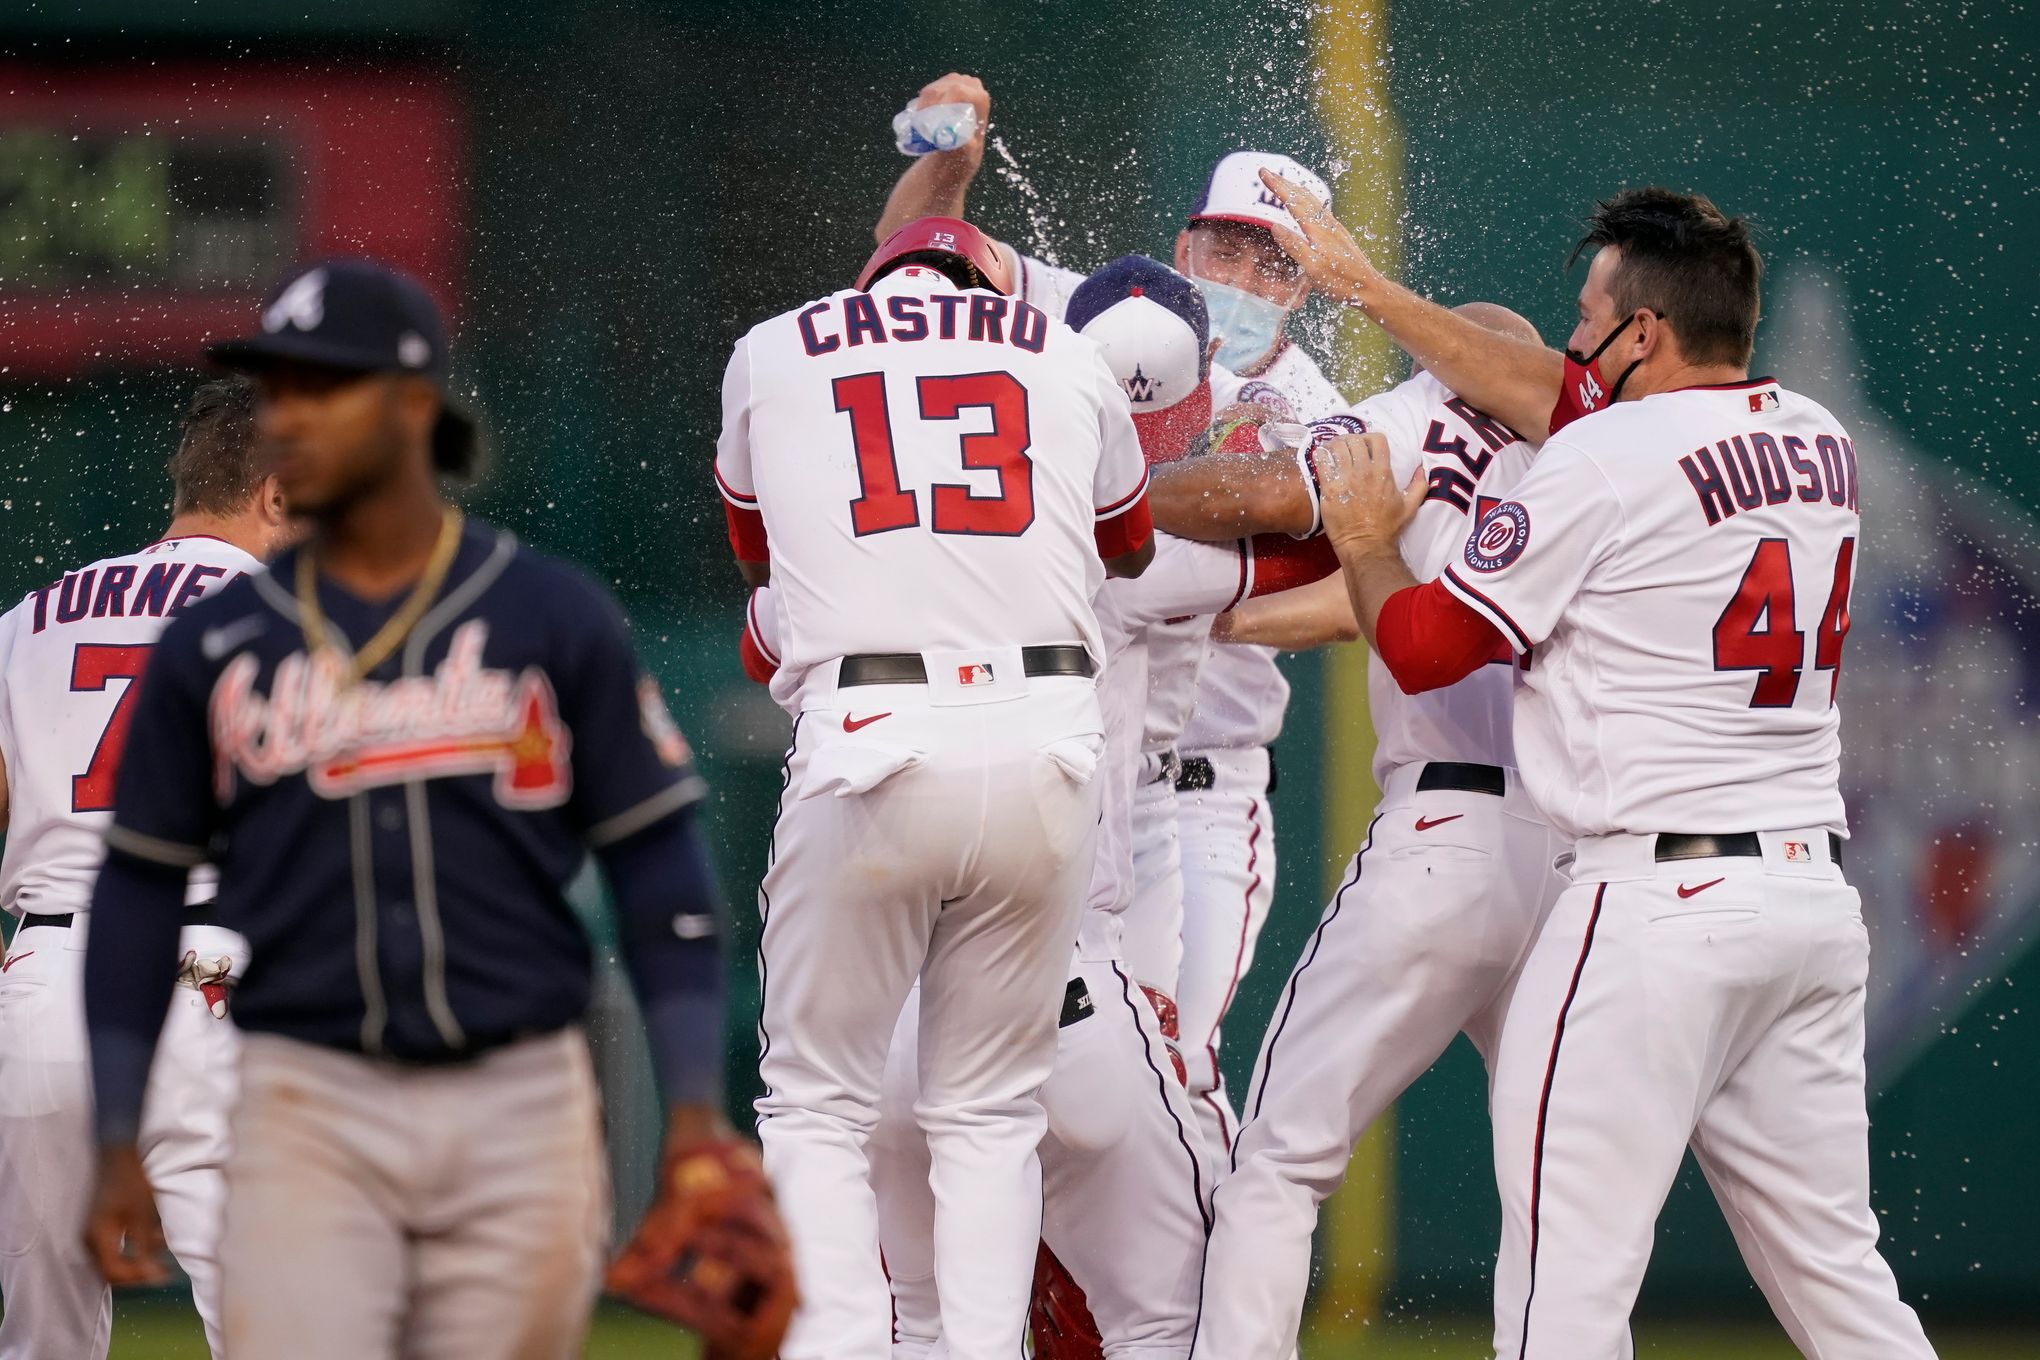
xmin=1414 ymin=814 xmax=1463 ymax=832
xmin=671 ymin=913 xmax=719 ymax=940
xmin=842 ymin=712 xmax=892 ymax=733
xmin=201 ymin=616 xmax=266 ymax=661
xmin=1 ymin=952 xmax=32 ymax=972
xmin=1677 ymin=878 xmax=1726 ymax=899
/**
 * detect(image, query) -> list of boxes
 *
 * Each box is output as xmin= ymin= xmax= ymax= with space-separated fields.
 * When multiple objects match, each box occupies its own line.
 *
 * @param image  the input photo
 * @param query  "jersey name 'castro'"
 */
xmin=1441 ymin=379 xmax=1859 ymax=842
xmin=716 ymin=265 xmax=1151 ymax=709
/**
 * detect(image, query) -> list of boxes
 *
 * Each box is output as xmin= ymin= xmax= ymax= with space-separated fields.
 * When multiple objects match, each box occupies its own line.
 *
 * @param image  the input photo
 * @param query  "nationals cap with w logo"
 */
xmin=1189 ymin=151 xmax=1333 ymax=235
xmin=207 ymin=260 xmax=482 ymax=479
xmin=1067 ymin=256 xmax=1212 ymax=465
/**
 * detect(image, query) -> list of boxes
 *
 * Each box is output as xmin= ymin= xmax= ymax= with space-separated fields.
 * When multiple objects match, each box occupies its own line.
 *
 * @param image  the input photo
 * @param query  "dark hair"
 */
xmin=166 ymin=375 xmax=265 ymax=515
xmin=1570 ymin=188 xmax=1763 ymax=367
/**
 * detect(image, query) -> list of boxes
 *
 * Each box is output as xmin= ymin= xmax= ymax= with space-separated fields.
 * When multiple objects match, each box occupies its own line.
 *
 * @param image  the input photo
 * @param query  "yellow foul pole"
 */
xmin=1307 ymin=0 xmax=1405 ymax=1341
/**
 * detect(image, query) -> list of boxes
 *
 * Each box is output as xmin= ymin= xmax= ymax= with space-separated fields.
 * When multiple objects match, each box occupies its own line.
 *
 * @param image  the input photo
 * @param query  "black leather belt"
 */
xmin=838 ymin=645 xmax=1096 ymax=688
xmin=1173 ymin=746 xmax=1279 ymax=794
xmin=1416 ymin=761 xmax=1507 ymax=797
xmin=1655 ymin=832 xmax=1843 ymax=866
xmin=16 ymin=902 xmax=220 ymax=931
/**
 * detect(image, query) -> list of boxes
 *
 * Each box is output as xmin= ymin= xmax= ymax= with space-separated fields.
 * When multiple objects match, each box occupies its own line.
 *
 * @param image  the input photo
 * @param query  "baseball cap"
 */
xmin=1068 ymin=256 xmax=1212 ymax=464
xmin=1188 ymin=151 xmax=1333 ymax=236
xmin=207 ymin=260 xmax=482 ymax=479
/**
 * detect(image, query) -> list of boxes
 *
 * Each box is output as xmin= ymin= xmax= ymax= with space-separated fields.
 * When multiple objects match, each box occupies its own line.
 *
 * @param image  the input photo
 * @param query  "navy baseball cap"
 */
xmin=208 ymin=260 xmax=482 ymax=479
xmin=1068 ymin=257 xmax=1213 ymax=463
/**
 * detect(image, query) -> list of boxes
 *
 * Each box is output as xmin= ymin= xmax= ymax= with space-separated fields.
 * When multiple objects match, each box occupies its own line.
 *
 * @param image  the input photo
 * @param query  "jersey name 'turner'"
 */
xmin=797 ymin=290 xmax=1052 ymax=357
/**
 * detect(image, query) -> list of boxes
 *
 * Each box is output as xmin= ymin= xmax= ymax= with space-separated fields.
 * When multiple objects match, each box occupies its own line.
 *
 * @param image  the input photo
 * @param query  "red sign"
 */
xmin=0 ymin=65 xmax=464 ymax=374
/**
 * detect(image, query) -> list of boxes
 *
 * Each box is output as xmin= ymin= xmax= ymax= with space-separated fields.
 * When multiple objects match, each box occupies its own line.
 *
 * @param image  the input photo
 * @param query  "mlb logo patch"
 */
xmin=957 ymin=663 xmax=996 ymax=686
xmin=1749 ymin=390 xmax=1781 ymax=413
xmin=1782 ymin=839 xmax=1812 ymax=862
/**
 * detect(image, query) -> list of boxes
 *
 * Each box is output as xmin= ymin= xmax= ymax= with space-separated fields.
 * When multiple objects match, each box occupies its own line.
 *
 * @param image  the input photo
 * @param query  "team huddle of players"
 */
xmin=719 ymin=71 xmax=1942 ymax=1360
xmin=0 ymin=65 xmax=1945 ymax=1360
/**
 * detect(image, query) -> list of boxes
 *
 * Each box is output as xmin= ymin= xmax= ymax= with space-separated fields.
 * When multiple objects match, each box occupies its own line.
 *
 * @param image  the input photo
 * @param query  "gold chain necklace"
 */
xmin=296 ymin=508 xmax=465 ymax=685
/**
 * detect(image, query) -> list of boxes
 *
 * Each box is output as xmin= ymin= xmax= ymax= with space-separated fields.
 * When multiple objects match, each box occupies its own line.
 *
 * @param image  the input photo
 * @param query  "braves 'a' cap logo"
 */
xmin=1465 ymin=501 xmax=1531 ymax=574
xmin=263 ymin=268 xmax=327 ymax=334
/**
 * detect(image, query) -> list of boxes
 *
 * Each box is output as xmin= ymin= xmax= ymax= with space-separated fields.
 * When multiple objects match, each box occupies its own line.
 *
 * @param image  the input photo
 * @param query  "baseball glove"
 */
xmin=606 ymin=1137 xmax=798 ymax=1360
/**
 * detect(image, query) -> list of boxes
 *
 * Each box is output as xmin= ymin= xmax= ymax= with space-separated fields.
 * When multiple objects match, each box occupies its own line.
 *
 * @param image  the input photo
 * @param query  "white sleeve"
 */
xmin=1009 ymin=247 xmax=1086 ymax=321
xmin=1439 ymin=439 xmax=1624 ymax=653
xmin=745 ymin=585 xmax=782 ymax=663
xmin=1091 ymin=354 xmax=1151 ymax=519
xmin=1106 ymin=534 xmax=1248 ymax=626
xmin=713 ymin=335 xmax=757 ymax=508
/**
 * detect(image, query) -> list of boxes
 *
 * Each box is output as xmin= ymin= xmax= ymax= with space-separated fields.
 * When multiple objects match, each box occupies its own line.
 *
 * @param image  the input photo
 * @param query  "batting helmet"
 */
xmin=858 ymin=216 xmax=1009 ymax=294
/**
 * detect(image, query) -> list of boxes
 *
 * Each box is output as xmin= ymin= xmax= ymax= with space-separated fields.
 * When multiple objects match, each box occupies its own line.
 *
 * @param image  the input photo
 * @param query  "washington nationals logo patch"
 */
xmin=1465 ymin=501 xmax=1531 ymax=573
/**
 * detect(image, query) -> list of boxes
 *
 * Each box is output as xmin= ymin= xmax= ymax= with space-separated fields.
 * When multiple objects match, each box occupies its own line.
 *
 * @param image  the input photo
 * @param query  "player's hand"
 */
xmin=1313 ymin=433 xmax=1425 ymax=552
xmin=84 ymin=1144 xmax=172 ymax=1288
xmin=1258 ymin=170 xmax=1380 ymax=307
xmin=913 ymin=72 xmax=990 ymax=149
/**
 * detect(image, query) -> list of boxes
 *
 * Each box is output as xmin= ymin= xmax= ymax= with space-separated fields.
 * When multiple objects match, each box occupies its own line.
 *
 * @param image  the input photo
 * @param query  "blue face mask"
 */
xmin=1196 ymin=276 xmax=1289 ymax=372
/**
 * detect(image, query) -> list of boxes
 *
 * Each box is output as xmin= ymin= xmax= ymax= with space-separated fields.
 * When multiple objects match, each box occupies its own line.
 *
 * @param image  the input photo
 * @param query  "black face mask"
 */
xmin=1563 ymin=313 xmax=1644 ymax=406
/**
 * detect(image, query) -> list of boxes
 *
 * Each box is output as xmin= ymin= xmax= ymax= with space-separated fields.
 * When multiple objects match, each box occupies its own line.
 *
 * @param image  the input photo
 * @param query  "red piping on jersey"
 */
xmin=713 ymin=463 xmax=758 ymax=505
xmin=1440 ymin=567 xmax=1533 ymax=654
xmin=1374 ymin=580 xmax=1504 ymax=694
xmin=1665 ymin=374 xmax=1777 ymax=393
xmin=1095 ymin=468 xmax=1152 ymax=518
xmin=1205 ymin=795 xmax=1264 ymax=1053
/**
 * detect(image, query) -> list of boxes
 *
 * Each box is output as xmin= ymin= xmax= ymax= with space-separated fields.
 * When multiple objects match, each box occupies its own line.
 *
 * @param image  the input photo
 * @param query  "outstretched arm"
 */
xmin=1258 ymin=172 xmax=1564 ymax=440
xmin=876 ymin=73 xmax=993 ymax=240
xmin=1216 ymin=572 xmax=1360 ymax=650
xmin=1148 ymin=449 xmax=1318 ymax=541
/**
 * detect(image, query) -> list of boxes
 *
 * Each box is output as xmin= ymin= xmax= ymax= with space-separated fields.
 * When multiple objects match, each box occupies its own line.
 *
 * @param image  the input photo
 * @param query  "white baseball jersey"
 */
xmin=1338 ymin=370 xmax=1539 ymax=784
xmin=1441 ymin=378 xmax=1858 ymax=841
xmin=716 ymin=266 xmax=1150 ymax=711
xmin=1010 ymin=247 xmax=1345 ymax=754
xmin=1183 ymin=345 xmax=1346 ymax=754
xmin=0 ymin=535 xmax=259 ymax=917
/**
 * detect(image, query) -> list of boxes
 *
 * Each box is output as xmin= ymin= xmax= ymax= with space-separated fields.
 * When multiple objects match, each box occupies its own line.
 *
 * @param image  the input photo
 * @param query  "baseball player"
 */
xmin=878 ymin=75 xmax=1348 ymax=1153
xmin=740 ymin=257 xmax=1337 ymax=1360
xmin=0 ymin=376 xmax=289 ymax=1358
xmin=1269 ymin=178 xmax=1939 ymax=1358
xmin=718 ymin=218 xmax=1158 ymax=1360
xmin=1142 ymin=305 xmax=1577 ymax=1360
xmin=78 ymin=260 xmax=787 ymax=1359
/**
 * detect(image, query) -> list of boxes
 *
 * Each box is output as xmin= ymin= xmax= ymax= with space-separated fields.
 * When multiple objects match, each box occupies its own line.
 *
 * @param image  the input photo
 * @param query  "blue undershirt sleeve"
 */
xmin=595 ymin=803 xmax=727 ymax=1106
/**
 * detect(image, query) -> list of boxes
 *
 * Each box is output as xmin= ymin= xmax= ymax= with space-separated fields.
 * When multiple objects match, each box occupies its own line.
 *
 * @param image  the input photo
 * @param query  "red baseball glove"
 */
xmin=606 ymin=1137 xmax=798 ymax=1360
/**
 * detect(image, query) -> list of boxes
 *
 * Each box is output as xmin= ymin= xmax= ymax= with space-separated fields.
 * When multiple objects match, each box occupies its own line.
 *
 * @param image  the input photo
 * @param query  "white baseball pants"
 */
xmin=1123 ymin=759 xmax=1186 ymax=1006
xmin=0 ymin=916 xmax=241 ymax=1360
xmin=755 ymin=674 xmax=1103 ymax=1360
xmin=219 ymin=1028 xmax=609 ymax=1359
xmin=1172 ymin=746 xmax=1277 ymax=1165
xmin=1488 ymin=830 xmax=1937 ymax=1360
xmin=1194 ymin=764 xmax=1563 ymax=1360
xmin=873 ymin=955 xmax=1210 ymax=1360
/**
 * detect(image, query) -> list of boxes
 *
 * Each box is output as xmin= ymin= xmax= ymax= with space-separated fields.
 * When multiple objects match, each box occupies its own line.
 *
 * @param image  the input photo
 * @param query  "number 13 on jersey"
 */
xmin=835 ymin=371 xmax=1035 ymax=538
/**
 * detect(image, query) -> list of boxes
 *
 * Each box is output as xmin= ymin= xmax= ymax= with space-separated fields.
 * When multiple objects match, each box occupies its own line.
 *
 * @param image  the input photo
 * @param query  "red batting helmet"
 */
xmin=857 ymin=216 xmax=1009 ymax=294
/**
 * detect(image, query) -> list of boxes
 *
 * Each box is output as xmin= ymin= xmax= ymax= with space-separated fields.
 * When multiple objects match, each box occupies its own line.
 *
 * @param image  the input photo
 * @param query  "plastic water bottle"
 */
xmin=893 ymin=102 xmax=980 ymax=156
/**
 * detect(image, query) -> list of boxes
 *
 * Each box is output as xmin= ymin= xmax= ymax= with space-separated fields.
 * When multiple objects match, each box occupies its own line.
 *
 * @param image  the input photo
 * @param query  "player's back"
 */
xmin=0 ymin=535 xmax=258 ymax=917
xmin=1355 ymin=370 xmax=1537 ymax=783
xmin=1456 ymin=379 xmax=1859 ymax=839
xmin=719 ymin=266 xmax=1148 ymax=705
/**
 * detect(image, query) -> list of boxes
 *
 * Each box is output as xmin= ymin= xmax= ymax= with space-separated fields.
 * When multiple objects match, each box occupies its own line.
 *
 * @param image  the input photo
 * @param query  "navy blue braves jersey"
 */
xmin=103 ymin=520 xmax=705 ymax=1061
